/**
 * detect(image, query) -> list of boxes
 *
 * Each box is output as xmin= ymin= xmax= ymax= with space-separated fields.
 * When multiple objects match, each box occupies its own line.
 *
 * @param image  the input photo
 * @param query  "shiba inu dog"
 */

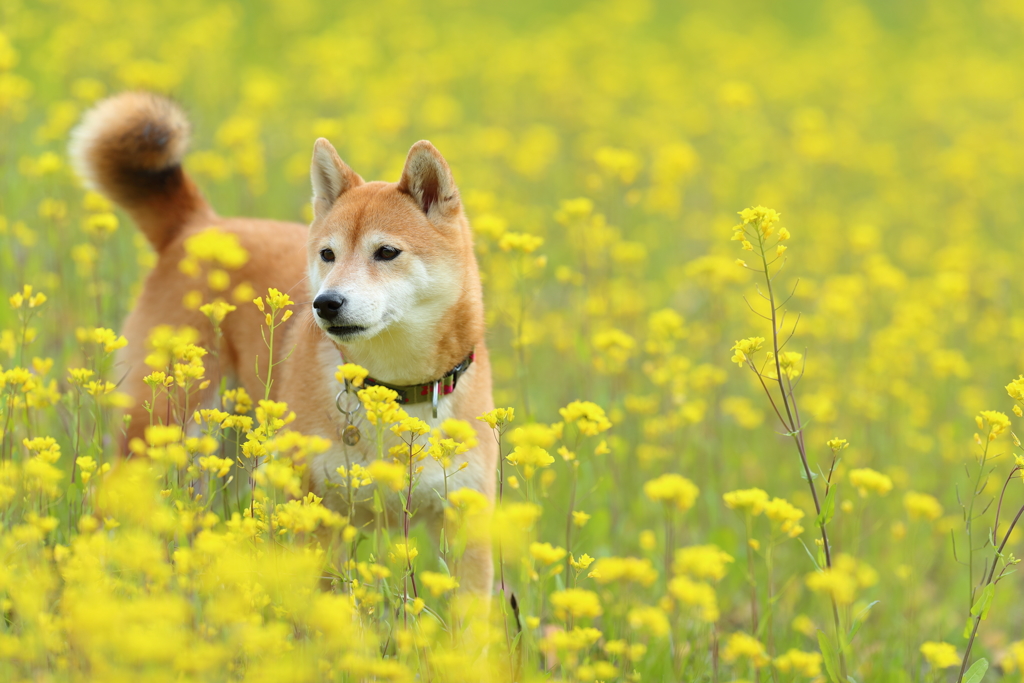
xmin=70 ymin=91 xmax=496 ymax=594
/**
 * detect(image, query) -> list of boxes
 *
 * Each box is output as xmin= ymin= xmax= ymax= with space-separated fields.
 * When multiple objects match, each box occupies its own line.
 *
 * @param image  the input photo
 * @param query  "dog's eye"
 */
xmin=320 ymin=248 xmax=335 ymax=263
xmin=374 ymin=246 xmax=401 ymax=261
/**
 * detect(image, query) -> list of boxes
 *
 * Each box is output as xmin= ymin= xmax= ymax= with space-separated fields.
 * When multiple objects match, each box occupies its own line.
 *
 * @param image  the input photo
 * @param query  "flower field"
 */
xmin=4 ymin=0 xmax=1024 ymax=680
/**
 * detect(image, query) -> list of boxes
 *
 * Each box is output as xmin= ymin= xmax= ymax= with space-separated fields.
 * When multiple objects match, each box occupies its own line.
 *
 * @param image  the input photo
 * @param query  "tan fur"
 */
xmin=71 ymin=93 xmax=496 ymax=596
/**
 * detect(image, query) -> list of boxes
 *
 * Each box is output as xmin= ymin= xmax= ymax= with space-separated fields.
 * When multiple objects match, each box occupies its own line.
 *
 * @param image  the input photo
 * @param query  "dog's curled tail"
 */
xmin=69 ymin=92 xmax=212 ymax=252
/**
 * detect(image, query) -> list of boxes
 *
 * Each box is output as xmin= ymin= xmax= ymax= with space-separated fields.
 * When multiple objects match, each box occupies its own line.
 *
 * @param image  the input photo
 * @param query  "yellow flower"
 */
xmin=358 ymin=385 xmax=406 ymax=426
xmin=24 ymin=436 xmax=61 ymax=462
xmin=144 ymin=424 xmax=183 ymax=447
xmin=594 ymin=146 xmax=641 ymax=184
xmin=554 ymin=197 xmax=595 ymax=224
xmin=773 ymin=649 xmax=822 ymax=677
xmin=85 ymin=380 xmax=116 ymax=397
xmin=572 ymin=510 xmax=591 ymax=527
xmin=827 ymin=437 xmax=849 ymax=451
xmin=722 ymin=632 xmax=770 ymax=667
xmin=805 ymin=568 xmax=857 ymax=605
xmin=976 ymin=410 xmax=1011 ymax=439
xmin=419 ymin=571 xmax=459 ymax=596
xmin=589 ymin=556 xmax=658 ymax=586
xmin=558 ymin=400 xmax=612 ymax=436
xmin=366 ymin=460 xmax=407 ymax=491
xmin=529 ymin=542 xmax=567 ymax=566
xmin=1007 ymin=376 xmax=1024 ymax=402
xmin=389 ymin=543 xmax=419 ymax=564
xmin=199 ymin=300 xmax=237 ymax=325
xmin=627 ymin=605 xmax=670 ymax=638
xmin=668 ymin=575 xmax=719 ymax=622
xmin=673 ymin=545 xmax=734 ymax=582
xmin=478 ymin=407 xmax=515 ymax=430
xmin=570 ymin=553 xmax=594 ymax=571
xmin=507 ymin=421 xmax=557 ymax=448
xmin=791 ymin=614 xmax=816 ymax=637
xmin=1001 ymin=640 xmax=1024 ymax=674
xmin=904 ymin=491 xmax=943 ymax=521
xmin=335 ymin=363 xmax=370 ymax=387
xmin=723 ymin=488 xmax=769 ymax=515
xmin=180 ymin=227 xmax=250 ymax=273
xmin=83 ymin=212 xmax=119 ymax=237
xmin=222 ymin=387 xmax=253 ymax=414
xmin=765 ymin=351 xmax=802 ymax=380
xmin=591 ymin=329 xmax=636 ymax=374
xmin=506 ymin=444 xmax=554 ymax=479
xmin=849 ymin=468 xmax=893 ymax=497
xmin=391 ymin=415 xmax=431 ymax=438
xmin=763 ymin=497 xmax=805 ymax=537
xmin=143 ymin=324 xmax=202 ymax=369
xmin=440 ymin=418 xmax=478 ymax=448
xmin=75 ymin=456 xmax=99 ymax=484
xmin=498 ymin=231 xmax=544 ymax=253
xmin=550 ymin=588 xmax=602 ymax=620
xmin=83 ymin=190 xmax=113 ymax=212
xmin=31 ymin=357 xmax=53 ymax=376
xmin=643 ymin=473 xmax=699 ymax=511
xmin=76 ymin=326 xmax=128 ymax=353
xmin=9 ymin=285 xmax=47 ymax=310
xmin=730 ymin=337 xmax=764 ymax=366
xmin=919 ymin=641 xmax=960 ymax=669
xmin=198 ymin=455 xmax=234 ymax=478
xmin=68 ymin=368 xmax=95 ymax=386
xmin=446 ymin=487 xmax=490 ymax=527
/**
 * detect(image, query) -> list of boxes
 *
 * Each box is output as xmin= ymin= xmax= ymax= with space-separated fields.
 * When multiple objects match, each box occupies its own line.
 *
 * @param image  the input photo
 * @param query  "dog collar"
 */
xmin=339 ymin=349 xmax=475 ymax=418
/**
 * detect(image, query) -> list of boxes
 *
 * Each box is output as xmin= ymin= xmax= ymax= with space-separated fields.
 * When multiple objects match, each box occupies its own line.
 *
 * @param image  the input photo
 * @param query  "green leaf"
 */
xmin=797 ymin=538 xmax=823 ymax=570
xmin=962 ymin=658 xmax=989 ymax=683
xmin=847 ymin=600 xmax=880 ymax=642
xmin=816 ymin=485 xmax=838 ymax=528
xmin=963 ymin=616 xmax=975 ymax=639
xmin=818 ymin=631 xmax=842 ymax=683
xmin=970 ymin=584 xmax=995 ymax=620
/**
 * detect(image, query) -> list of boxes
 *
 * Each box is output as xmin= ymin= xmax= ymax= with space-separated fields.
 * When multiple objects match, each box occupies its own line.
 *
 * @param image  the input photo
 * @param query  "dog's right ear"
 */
xmin=310 ymin=138 xmax=362 ymax=220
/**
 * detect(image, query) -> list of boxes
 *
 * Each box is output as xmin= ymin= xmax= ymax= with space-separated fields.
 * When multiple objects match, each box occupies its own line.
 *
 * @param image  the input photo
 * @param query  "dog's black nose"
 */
xmin=313 ymin=293 xmax=346 ymax=319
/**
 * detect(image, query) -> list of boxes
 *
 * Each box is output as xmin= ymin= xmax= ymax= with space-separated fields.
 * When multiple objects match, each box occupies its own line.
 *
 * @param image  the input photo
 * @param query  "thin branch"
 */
xmin=778 ymin=313 xmax=803 ymax=350
xmin=742 ymin=296 xmax=772 ymax=321
xmin=993 ymin=466 xmax=1022 ymax=541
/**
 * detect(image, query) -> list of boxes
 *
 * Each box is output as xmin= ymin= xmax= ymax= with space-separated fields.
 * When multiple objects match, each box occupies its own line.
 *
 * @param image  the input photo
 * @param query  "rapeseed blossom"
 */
xmin=919 ymin=641 xmax=960 ymax=669
xmin=903 ymin=492 xmax=944 ymax=521
xmin=673 ymin=545 xmax=734 ymax=581
xmin=723 ymin=488 xmax=769 ymax=515
xmin=644 ymin=473 xmax=699 ymax=511
xmin=763 ymin=497 xmax=805 ymax=537
xmin=589 ymin=557 xmax=658 ymax=586
xmin=849 ymin=468 xmax=893 ymax=497
xmin=668 ymin=575 xmax=720 ymax=622
xmin=722 ymin=632 xmax=770 ymax=667
xmin=550 ymin=588 xmax=603 ymax=620
xmin=773 ymin=649 xmax=822 ymax=676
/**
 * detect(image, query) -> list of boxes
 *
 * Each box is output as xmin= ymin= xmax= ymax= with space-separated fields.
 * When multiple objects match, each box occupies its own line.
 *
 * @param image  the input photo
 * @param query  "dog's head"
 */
xmin=305 ymin=139 xmax=472 ymax=347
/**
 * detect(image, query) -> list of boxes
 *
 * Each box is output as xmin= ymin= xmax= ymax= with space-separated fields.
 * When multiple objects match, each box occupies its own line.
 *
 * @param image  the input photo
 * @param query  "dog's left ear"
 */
xmin=398 ymin=141 xmax=460 ymax=221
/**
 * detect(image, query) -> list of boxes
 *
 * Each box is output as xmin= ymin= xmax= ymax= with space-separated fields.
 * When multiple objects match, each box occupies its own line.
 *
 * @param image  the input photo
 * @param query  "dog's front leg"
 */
xmin=425 ymin=513 xmax=494 ymax=652
xmin=456 ymin=530 xmax=495 ymax=597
